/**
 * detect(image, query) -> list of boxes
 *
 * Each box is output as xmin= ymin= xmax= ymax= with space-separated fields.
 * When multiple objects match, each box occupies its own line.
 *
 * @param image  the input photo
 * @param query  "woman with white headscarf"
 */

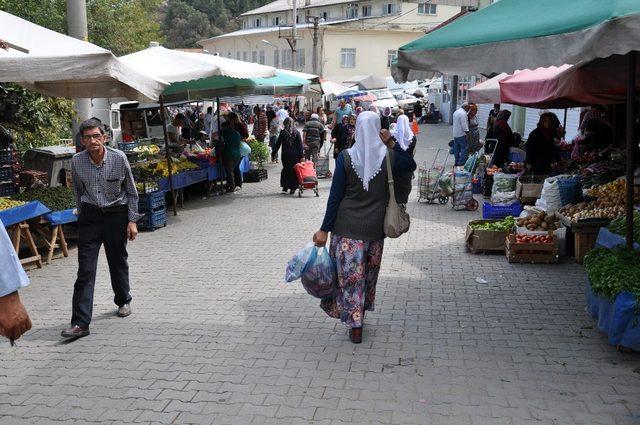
xmin=393 ymin=114 xmax=415 ymax=152
xmin=313 ymin=111 xmax=416 ymax=344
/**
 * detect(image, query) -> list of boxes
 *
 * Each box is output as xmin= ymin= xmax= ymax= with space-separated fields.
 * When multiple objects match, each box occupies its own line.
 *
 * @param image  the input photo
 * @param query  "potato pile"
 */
xmin=559 ymin=201 xmax=625 ymax=223
xmin=585 ymin=178 xmax=640 ymax=205
xmin=516 ymin=211 xmax=561 ymax=231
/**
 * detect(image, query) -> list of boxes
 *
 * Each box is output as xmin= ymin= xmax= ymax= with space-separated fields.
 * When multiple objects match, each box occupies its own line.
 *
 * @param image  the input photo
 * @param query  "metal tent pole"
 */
xmin=626 ymin=51 xmax=637 ymax=249
xmin=563 ymin=109 xmax=567 ymax=131
xmin=216 ymin=97 xmax=224 ymax=195
xmin=159 ymin=95 xmax=178 ymax=216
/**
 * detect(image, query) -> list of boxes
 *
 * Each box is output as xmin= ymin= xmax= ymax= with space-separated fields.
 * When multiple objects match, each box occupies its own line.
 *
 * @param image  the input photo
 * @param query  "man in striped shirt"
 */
xmin=61 ymin=118 xmax=143 ymax=339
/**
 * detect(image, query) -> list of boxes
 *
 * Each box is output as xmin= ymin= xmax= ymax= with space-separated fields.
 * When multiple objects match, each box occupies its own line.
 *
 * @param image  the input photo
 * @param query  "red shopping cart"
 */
xmin=293 ymin=160 xmax=319 ymax=197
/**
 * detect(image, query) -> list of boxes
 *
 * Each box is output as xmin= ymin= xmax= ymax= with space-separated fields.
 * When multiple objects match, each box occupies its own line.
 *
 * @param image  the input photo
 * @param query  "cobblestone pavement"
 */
xmin=1 ymin=123 xmax=639 ymax=425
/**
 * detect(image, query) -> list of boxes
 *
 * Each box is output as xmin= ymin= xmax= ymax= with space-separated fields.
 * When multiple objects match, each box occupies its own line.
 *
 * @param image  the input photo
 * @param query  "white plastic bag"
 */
xmin=535 ymin=176 xmax=562 ymax=212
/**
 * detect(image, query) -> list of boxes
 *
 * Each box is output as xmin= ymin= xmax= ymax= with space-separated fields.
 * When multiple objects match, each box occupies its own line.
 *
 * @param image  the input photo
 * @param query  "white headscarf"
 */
xmin=393 ymin=114 xmax=413 ymax=151
xmin=347 ymin=111 xmax=387 ymax=191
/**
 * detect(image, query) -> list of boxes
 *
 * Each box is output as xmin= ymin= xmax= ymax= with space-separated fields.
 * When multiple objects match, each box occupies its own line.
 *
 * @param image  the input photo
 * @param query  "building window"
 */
xmin=382 ymin=3 xmax=397 ymax=15
xmin=346 ymin=3 xmax=358 ymax=19
xmin=227 ymin=52 xmax=232 ymax=58
xmin=340 ymin=48 xmax=356 ymax=68
xmin=236 ymin=51 xmax=241 ymax=60
xmin=322 ymin=11 xmax=328 ymax=20
xmin=387 ymin=50 xmax=397 ymax=68
xmin=254 ymin=18 xmax=261 ymax=27
xmin=362 ymin=5 xmax=372 ymax=16
xmin=418 ymin=1 xmax=437 ymax=15
xmin=272 ymin=16 xmax=280 ymax=26
xmin=259 ymin=50 xmax=266 ymax=64
xmin=274 ymin=49 xmax=280 ymax=67
xmin=252 ymin=51 xmax=258 ymax=63
xmin=296 ymin=48 xmax=305 ymax=70
xmin=282 ymin=49 xmax=292 ymax=68
xmin=243 ymin=51 xmax=248 ymax=61
xmin=296 ymin=15 xmax=299 ymax=23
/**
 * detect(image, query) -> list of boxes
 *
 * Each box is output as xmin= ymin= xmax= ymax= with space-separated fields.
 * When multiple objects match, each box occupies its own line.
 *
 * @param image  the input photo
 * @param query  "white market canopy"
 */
xmin=0 ymin=11 xmax=167 ymax=101
xmin=120 ymin=45 xmax=276 ymax=83
xmin=320 ymin=80 xmax=354 ymax=96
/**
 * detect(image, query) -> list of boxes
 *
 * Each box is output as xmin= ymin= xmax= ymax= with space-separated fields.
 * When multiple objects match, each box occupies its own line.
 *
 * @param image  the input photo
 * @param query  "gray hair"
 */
xmin=79 ymin=118 xmax=104 ymax=135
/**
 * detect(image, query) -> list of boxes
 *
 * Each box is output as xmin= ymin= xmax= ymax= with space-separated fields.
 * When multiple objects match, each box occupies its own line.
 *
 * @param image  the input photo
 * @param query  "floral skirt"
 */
xmin=320 ymin=235 xmax=384 ymax=328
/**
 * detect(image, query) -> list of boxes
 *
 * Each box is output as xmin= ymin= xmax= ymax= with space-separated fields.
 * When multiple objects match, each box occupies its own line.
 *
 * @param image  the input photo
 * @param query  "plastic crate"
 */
xmin=0 ymin=181 xmax=16 ymax=197
xmin=0 ymin=166 xmax=13 ymax=182
xmin=243 ymin=168 xmax=268 ymax=183
xmin=0 ymin=149 xmax=13 ymax=165
xmin=482 ymin=201 xmax=523 ymax=220
xmin=138 ymin=191 xmax=165 ymax=211
xmin=118 ymin=142 xmax=139 ymax=152
xmin=138 ymin=207 xmax=166 ymax=231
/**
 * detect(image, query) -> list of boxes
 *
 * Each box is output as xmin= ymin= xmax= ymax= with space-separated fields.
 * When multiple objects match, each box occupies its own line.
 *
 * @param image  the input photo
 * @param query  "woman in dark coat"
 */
xmin=331 ymin=114 xmax=356 ymax=159
xmin=492 ymin=110 xmax=515 ymax=168
xmin=526 ymin=112 xmax=560 ymax=175
xmin=273 ymin=118 xmax=304 ymax=194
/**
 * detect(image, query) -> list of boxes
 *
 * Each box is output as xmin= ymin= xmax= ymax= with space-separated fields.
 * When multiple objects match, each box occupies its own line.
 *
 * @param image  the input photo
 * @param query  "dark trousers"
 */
xmin=233 ymin=161 xmax=243 ymax=188
xmin=223 ymin=157 xmax=242 ymax=191
xmin=72 ymin=204 xmax=131 ymax=327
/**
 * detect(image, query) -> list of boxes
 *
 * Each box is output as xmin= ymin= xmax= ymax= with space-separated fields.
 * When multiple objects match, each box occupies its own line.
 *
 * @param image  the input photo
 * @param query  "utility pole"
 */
xmin=311 ymin=16 xmax=320 ymax=76
xmin=290 ymin=0 xmax=297 ymax=71
xmin=449 ymin=75 xmax=458 ymax=125
xmin=67 ymin=0 xmax=91 ymax=132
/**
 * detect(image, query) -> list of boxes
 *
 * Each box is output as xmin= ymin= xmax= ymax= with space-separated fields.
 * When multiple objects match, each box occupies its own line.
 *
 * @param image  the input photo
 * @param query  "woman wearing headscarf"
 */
xmin=267 ymin=108 xmax=279 ymax=163
xmin=313 ymin=111 xmax=417 ymax=344
xmin=273 ymin=118 xmax=304 ymax=194
xmin=380 ymin=107 xmax=392 ymax=130
xmin=492 ymin=110 xmax=514 ymax=168
xmin=526 ymin=112 xmax=561 ymax=175
xmin=331 ymin=115 xmax=356 ymax=159
xmin=467 ymin=103 xmax=481 ymax=154
xmin=392 ymin=114 xmax=416 ymax=204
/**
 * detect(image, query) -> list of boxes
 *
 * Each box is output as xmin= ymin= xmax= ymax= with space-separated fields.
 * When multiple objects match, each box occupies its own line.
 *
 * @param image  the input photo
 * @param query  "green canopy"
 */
xmin=392 ymin=0 xmax=640 ymax=81
xmin=161 ymin=71 xmax=311 ymax=103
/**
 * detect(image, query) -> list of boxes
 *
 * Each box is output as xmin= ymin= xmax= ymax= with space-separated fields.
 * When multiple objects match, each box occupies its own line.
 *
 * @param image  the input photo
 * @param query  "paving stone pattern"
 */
xmin=1 ymin=124 xmax=639 ymax=425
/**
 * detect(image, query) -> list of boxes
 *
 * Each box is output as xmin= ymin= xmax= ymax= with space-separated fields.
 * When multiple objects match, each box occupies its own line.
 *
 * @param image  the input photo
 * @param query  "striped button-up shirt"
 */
xmin=71 ymin=147 xmax=143 ymax=222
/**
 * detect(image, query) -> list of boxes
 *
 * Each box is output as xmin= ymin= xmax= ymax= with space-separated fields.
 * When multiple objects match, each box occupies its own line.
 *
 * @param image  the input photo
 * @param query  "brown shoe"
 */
xmin=349 ymin=327 xmax=363 ymax=344
xmin=61 ymin=325 xmax=90 ymax=338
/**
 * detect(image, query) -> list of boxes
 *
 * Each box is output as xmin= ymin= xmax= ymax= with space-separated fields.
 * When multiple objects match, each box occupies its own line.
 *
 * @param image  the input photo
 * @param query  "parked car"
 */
xmin=369 ymin=88 xmax=398 ymax=110
xmin=394 ymin=92 xmax=418 ymax=109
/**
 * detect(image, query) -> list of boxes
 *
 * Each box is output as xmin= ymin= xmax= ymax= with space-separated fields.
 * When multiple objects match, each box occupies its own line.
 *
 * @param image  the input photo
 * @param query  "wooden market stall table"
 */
xmin=38 ymin=209 xmax=76 ymax=264
xmin=0 ymin=201 xmax=51 ymax=268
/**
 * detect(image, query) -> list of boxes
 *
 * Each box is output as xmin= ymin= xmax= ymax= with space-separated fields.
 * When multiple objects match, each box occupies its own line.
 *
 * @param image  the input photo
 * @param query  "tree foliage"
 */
xmin=162 ymin=0 xmax=214 ymax=48
xmin=0 ymin=0 xmax=163 ymax=151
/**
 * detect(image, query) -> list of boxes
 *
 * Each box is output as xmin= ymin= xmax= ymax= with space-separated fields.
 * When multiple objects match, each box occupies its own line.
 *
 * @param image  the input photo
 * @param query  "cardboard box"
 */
xmin=466 ymin=219 xmax=512 ymax=253
xmin=516 ymin=175 xmax=545 ymax=204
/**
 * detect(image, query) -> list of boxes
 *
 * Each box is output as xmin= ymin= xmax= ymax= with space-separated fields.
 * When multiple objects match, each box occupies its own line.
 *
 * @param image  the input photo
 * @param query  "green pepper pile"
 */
xmin=607 ymin=211 xmax=640 ymax=244
xmin=584 ymin=247 xmax=640 ymax=300
xmin=13 ymin=186 xmax=76 ymax=212
xmin=469 ymin=216 xmax=515 ymax=231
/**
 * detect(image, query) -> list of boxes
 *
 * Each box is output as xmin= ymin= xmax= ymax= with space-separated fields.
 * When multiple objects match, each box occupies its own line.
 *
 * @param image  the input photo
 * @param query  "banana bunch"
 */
xmin=0 ymin=198 xmax=26 ymax=212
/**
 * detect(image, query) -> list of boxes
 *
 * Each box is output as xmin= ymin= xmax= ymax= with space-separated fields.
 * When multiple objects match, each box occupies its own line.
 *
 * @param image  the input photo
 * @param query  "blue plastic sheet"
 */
xmin=158 ymin=168 xmax=208 ymax=192
xmin=584 ymin=227 xmax=640 ymax=350
xmin=0 ymin=201 xmax=51 ymax=227
xmin=44 ymin=209 xmax=77 ymax=226
xmin=586 ymin=284 xmax=640 ymax=351
xmin=207 ymin=156 xmax=250 ymax=181
xmin=596 ymin=227 xmax=640 ymax=250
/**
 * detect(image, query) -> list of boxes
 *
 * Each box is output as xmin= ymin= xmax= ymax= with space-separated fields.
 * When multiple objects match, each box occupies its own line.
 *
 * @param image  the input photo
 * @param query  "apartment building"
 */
xmin=199 ymin=0 xmax=473 ymax=84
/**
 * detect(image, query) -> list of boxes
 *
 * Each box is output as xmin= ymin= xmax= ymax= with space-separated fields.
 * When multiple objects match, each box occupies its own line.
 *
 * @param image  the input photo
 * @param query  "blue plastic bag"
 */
xmin=240 ymin=141 xmax=251 ymax=157
xmin=285 ymin=243 xmax=315 ymax=282
xmin=300 ymin=246 xmax=337 ymax=299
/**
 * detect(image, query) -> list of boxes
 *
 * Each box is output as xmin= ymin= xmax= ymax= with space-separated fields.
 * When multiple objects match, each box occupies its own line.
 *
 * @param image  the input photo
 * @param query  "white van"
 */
xmin=89 ymin=99 xmax=166 ymax=147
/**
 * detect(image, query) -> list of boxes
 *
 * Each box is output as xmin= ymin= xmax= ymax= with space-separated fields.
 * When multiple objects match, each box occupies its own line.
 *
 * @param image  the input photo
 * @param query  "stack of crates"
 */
xmin=0 ymin=149 xmax=16 ymax=197
xmin=138 ymin=191 xmax=166 ymax=231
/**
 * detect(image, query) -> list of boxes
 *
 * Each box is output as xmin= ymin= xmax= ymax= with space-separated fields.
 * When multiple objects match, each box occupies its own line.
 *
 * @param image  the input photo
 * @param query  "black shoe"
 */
xmin=61 ymin=325 xmax=90 ymax=338
xmin=349 ymin=327 xmax=363 ymax=344
xmin=289 ymin=189 xmax=295 ymax=195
